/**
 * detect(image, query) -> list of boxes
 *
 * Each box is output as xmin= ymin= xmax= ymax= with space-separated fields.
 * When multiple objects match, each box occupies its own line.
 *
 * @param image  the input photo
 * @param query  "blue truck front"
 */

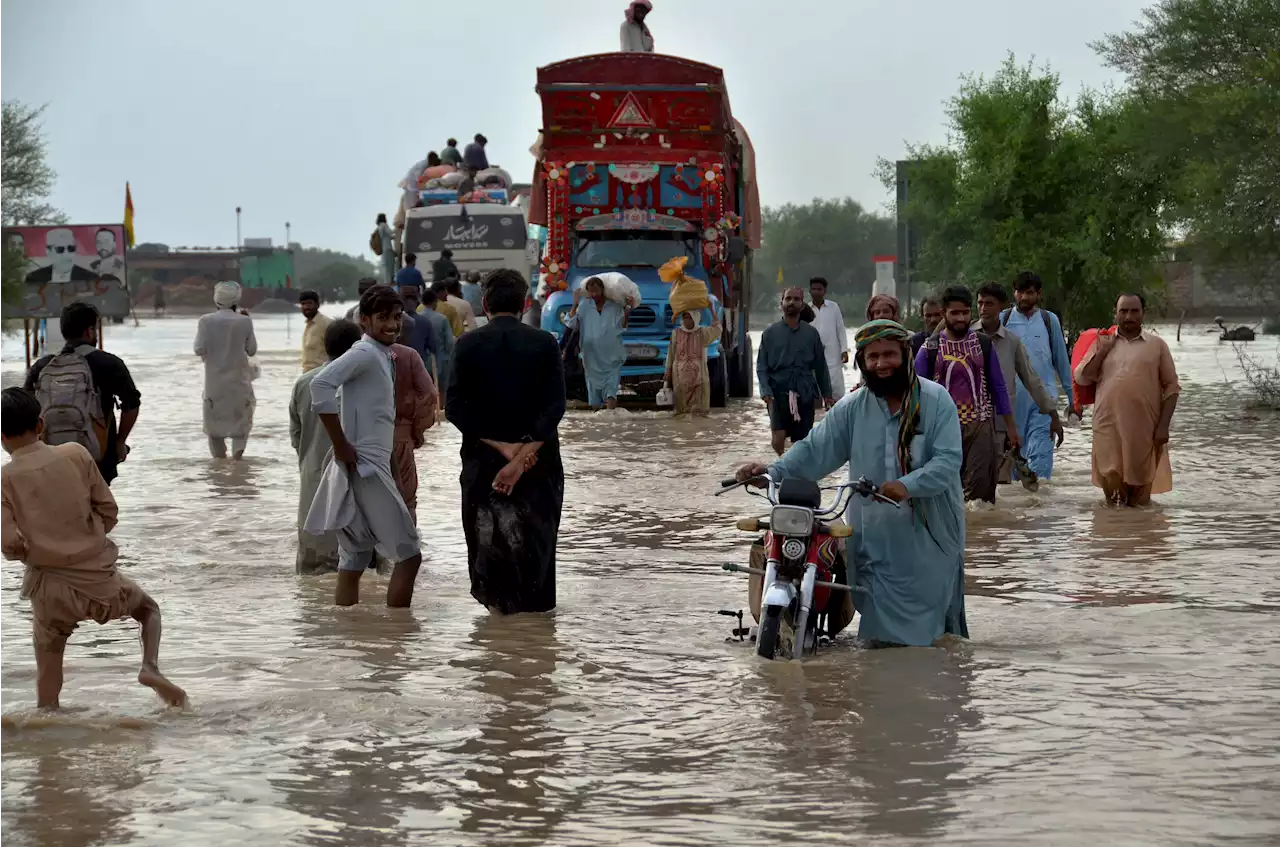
xmin=540 ymin=231 xmax=722 ymax=399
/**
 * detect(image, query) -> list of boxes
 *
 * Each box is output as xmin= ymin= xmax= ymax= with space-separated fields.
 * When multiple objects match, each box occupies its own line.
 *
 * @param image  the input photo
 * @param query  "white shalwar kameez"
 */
xmin=194 ymin=287 xmax=258 ymax=458
xmin=810 ymin=300 xmax=849 ymax=395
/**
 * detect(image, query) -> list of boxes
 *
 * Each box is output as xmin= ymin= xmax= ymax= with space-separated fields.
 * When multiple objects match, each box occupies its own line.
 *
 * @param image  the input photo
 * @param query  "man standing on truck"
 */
xmin=564 ymin=277 xmax=629 ymax=411
xmin=808 ymin=277 xmax=849 ymax=395
xmin=620 ymin=0 xmax=654 ymax=52
xmin=757 ymin=287 xmax=834 ymax=455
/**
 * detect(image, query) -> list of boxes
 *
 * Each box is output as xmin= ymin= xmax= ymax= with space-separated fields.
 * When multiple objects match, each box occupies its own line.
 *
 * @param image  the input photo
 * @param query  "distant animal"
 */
xmin=1215 ymin=317 xmax=1256 ymax=342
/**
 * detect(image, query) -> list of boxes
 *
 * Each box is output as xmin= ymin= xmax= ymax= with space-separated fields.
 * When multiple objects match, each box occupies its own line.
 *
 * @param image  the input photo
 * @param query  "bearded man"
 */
xmin=736 ymin=320 xmax=968 ymax=647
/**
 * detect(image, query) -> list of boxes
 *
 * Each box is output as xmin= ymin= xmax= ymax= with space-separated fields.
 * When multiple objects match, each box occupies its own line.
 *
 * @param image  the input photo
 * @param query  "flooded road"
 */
xmin=3 ymin=311 xmax=1279 ymax=846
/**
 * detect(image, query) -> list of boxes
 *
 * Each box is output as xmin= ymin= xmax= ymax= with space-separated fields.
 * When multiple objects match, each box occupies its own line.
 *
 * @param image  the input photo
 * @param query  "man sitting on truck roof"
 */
xmin=463 ymin=134 xmax=489 ymax=172
xmin=440 ymin=138 xmax=462 ymax=168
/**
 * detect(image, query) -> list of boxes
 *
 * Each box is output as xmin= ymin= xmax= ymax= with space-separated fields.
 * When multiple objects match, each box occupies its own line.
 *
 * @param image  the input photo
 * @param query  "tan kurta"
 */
xmin=301 ymin=312 xmax=333 ymax=372
xmin=1075 ymin=330 xmax=1180 ymax=493
xmin=1 ymin=442 xmax=149 ymax=648
xmin=665 ymin=324 xmax=721 ymax=414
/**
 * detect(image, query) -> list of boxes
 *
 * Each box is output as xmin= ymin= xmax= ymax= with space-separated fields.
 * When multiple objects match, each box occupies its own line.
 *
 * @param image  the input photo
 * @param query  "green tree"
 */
xmin=752 ymin=198 xmax=895 ymax=320
xmin=3 ymin=246 xmax=27 ymax=311
xmin=877 ymin=57 xmax=1172 ymax=334
xmin=1094 ymin=0 xmax=1280 ymax=266
xmin=2 ymin=101 xmax=66 ymax=226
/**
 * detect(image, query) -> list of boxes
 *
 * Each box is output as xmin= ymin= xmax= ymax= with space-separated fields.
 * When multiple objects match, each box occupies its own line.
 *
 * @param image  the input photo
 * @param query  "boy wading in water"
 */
xmin=0 ymin=388 xmax=186 ymax=709
xmin=306 ymin=286 xmax=423 ymax=606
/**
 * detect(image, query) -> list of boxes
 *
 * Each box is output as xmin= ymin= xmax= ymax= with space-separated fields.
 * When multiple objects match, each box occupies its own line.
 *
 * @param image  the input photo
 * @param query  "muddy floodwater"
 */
xmin=2 ymin=310 xmax=1279 ymax=846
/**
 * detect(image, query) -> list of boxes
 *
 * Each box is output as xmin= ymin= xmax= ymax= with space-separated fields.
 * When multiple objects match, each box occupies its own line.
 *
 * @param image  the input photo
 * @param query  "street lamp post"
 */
xmin=235 ymin=206 xmax=242 ymax=273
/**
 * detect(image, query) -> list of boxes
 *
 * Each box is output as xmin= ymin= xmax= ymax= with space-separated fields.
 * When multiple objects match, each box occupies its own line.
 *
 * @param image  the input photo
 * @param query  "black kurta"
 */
xmin=446 ymin=316 xmax=566 ymax=613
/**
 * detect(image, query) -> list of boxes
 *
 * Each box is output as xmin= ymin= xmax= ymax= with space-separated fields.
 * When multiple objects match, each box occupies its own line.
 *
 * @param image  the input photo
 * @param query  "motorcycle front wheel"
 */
xmin=757 ymin=605 xmax=784 ymax=659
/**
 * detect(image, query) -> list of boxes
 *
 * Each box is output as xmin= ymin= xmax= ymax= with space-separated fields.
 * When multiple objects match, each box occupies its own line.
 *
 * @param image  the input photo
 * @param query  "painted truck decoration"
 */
xmin=530 ymin=52 xmax=762 ymax=404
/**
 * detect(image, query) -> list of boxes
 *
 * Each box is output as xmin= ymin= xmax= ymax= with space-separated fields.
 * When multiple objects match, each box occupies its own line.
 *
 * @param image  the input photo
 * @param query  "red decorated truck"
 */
xmin=529 ymin=52 xmax=762 ymax=403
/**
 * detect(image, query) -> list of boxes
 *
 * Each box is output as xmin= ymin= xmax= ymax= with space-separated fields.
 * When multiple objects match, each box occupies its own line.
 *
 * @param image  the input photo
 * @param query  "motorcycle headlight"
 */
xmin=770 ymin=505 xmax=813 ymax=537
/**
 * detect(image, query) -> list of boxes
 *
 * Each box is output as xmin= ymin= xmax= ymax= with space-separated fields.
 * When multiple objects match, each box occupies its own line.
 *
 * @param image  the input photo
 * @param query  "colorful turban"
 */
xmin=854 ymin=320 xmax=923 ymax=497
xmin=865 ymin=293 xmax=901 ymax=322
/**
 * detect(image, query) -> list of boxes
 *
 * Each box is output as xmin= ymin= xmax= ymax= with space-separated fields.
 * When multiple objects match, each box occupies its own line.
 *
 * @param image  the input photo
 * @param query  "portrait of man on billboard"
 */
xmin=7 ymin=231 xmax=25 ymax=253
xmin=90 ymin=226 xmax=125 ymax=279
xmin=25 ymin=227 xmax=98 ymax=283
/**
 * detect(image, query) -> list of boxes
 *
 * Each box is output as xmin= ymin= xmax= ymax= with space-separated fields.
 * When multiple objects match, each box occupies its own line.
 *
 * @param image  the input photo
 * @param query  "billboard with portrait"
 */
xmin=3 ymin=223 xmax=130 ymax=318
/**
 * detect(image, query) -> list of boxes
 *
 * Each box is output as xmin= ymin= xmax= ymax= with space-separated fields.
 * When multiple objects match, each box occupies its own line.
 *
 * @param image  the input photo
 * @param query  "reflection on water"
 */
xmin=2 ymin=314 xmax=1279 ymax=845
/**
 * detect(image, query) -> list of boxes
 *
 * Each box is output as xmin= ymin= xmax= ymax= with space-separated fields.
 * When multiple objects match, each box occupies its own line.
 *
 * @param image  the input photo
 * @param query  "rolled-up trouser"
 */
xmin=960 ymin=417 xmax=1001 ymax=503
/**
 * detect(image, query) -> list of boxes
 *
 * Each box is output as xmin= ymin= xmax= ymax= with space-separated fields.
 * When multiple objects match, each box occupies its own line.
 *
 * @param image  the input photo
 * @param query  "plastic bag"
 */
xmin=660 ymin=256 xmax=710 ymax=316
xmin=592 ymin=271 xmax=641 ymax=309
xmin=655 ymin=385 xmax=674 ymax=407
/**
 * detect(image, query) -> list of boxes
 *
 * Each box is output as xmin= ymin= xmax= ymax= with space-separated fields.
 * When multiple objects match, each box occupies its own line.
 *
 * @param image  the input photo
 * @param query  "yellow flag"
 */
xmin=776 ymin=266 xmax=784 ymax=285
xmin=123 ymin=183 xmax=136 ymax=248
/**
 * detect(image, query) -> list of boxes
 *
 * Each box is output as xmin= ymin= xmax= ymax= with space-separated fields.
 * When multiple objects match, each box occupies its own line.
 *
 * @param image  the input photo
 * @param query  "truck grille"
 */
xmin=629 ymin=305 xmax=657 ymax=328
xmin=627 ymin=305 xmax=675 ymax=333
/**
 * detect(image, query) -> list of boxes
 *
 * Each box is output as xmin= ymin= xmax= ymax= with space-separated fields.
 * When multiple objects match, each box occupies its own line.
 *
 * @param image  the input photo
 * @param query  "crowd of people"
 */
xmin=743 ymin=273 xmax=1181 ymax=646
xmin=1 ymin=261 xmax=1183 ymax=706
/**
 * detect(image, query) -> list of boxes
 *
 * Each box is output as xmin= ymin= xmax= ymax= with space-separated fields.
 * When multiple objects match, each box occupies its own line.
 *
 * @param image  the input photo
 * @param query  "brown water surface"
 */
xmin=2 ymin=313 xmax=1278 ymax=846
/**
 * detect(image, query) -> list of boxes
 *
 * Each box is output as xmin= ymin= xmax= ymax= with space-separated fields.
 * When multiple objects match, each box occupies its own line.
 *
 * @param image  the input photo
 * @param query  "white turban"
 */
xmin=214 ymin=281 xmax=241 ymax=308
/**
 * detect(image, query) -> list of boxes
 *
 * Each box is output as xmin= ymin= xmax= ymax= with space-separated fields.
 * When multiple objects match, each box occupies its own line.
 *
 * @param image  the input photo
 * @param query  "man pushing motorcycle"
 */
xmin=735 ymin=319 xmax=969 ymax=647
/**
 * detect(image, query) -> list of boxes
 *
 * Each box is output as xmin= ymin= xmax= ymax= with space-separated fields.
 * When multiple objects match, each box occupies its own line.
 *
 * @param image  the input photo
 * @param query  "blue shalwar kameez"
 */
xmin=769 ymin=379 xmax=969 ymax=646
xmin=1003 ymin=308 xmax=1073 ymax=480
xmin=565 ymin=299 xmax=626 ymax=407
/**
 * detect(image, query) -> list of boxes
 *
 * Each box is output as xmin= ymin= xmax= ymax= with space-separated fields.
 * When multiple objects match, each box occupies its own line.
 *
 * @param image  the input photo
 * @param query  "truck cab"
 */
xmin=540 ymin=229 xmax=724 ymax=401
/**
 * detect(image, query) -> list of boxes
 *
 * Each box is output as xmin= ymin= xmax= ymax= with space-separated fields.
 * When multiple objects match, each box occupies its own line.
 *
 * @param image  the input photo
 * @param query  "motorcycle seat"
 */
xmin=777 ymin=478 xmax=821 ymax=509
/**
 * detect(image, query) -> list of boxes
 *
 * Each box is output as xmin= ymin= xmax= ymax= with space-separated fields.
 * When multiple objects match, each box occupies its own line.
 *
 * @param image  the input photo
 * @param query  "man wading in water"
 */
xmin=305 ymin=286 xmax=423 ymax=607
xmin=446 ymin=269 xmax=566 ymax=614
xmin=736 ymin=320 xmax=968 ymax=647
xmin=1074 ymin=293 xmax=1180 ymax=506
xmin=757 ymin=287 xmax=833 ymax=455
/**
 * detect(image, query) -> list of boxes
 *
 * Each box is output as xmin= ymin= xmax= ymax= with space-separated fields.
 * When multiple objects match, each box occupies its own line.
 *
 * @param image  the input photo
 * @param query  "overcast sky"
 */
xmin=2 ymin=0 xmax=1150 ymax=257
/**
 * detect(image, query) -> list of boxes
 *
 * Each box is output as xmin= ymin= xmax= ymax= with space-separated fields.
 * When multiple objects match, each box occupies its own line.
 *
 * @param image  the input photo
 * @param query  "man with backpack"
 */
xmin=914 ymin=286 xmax=1017 ymax=504
xmin=23 ymin=302 xmax=141 ymax=487
xmin=1002 ymin=271 xmax=1075 ymax=481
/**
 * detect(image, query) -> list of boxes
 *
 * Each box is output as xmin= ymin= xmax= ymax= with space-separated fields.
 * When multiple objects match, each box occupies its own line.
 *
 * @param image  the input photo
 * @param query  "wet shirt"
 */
xmin=1 ymin=442 xmax=122 ymax=603
xmin=309 ymin=337 xmax=396 ymax=477
xmin=756 ymin=320 xmax=832 ymax=402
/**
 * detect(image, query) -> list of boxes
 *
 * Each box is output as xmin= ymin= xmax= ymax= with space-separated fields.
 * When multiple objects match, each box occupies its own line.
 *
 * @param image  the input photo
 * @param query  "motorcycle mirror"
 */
xmin=827 ymin=521 xmax=853 ymax=538
xmin=735 ymin=517 xmax=760 ymax=532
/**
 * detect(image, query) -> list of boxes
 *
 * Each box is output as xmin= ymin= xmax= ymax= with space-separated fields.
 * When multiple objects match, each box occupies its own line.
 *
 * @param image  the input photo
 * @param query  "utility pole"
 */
xmin=235 ymin=206 xmax=243 ymax=274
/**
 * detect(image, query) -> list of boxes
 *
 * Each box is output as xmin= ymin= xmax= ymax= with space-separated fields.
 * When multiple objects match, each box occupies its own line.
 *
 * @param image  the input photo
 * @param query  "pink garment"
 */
xmin=390 ymin=344 xmax=437 ymax=521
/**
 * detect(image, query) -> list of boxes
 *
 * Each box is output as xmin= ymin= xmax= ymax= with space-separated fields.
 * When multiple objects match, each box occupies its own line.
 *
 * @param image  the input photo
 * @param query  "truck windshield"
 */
xmin=574 ymin=232 xmax=698 ymax=269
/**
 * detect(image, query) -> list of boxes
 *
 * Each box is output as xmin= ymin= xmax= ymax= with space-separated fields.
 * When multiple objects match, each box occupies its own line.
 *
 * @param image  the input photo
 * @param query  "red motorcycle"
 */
xmin=717 ymin=474 xmax=897 ymax=659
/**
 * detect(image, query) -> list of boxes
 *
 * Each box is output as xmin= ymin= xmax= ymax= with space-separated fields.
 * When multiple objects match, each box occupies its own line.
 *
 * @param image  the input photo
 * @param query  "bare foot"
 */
xmin=138 ymin=665 xmax=188 ymax=708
